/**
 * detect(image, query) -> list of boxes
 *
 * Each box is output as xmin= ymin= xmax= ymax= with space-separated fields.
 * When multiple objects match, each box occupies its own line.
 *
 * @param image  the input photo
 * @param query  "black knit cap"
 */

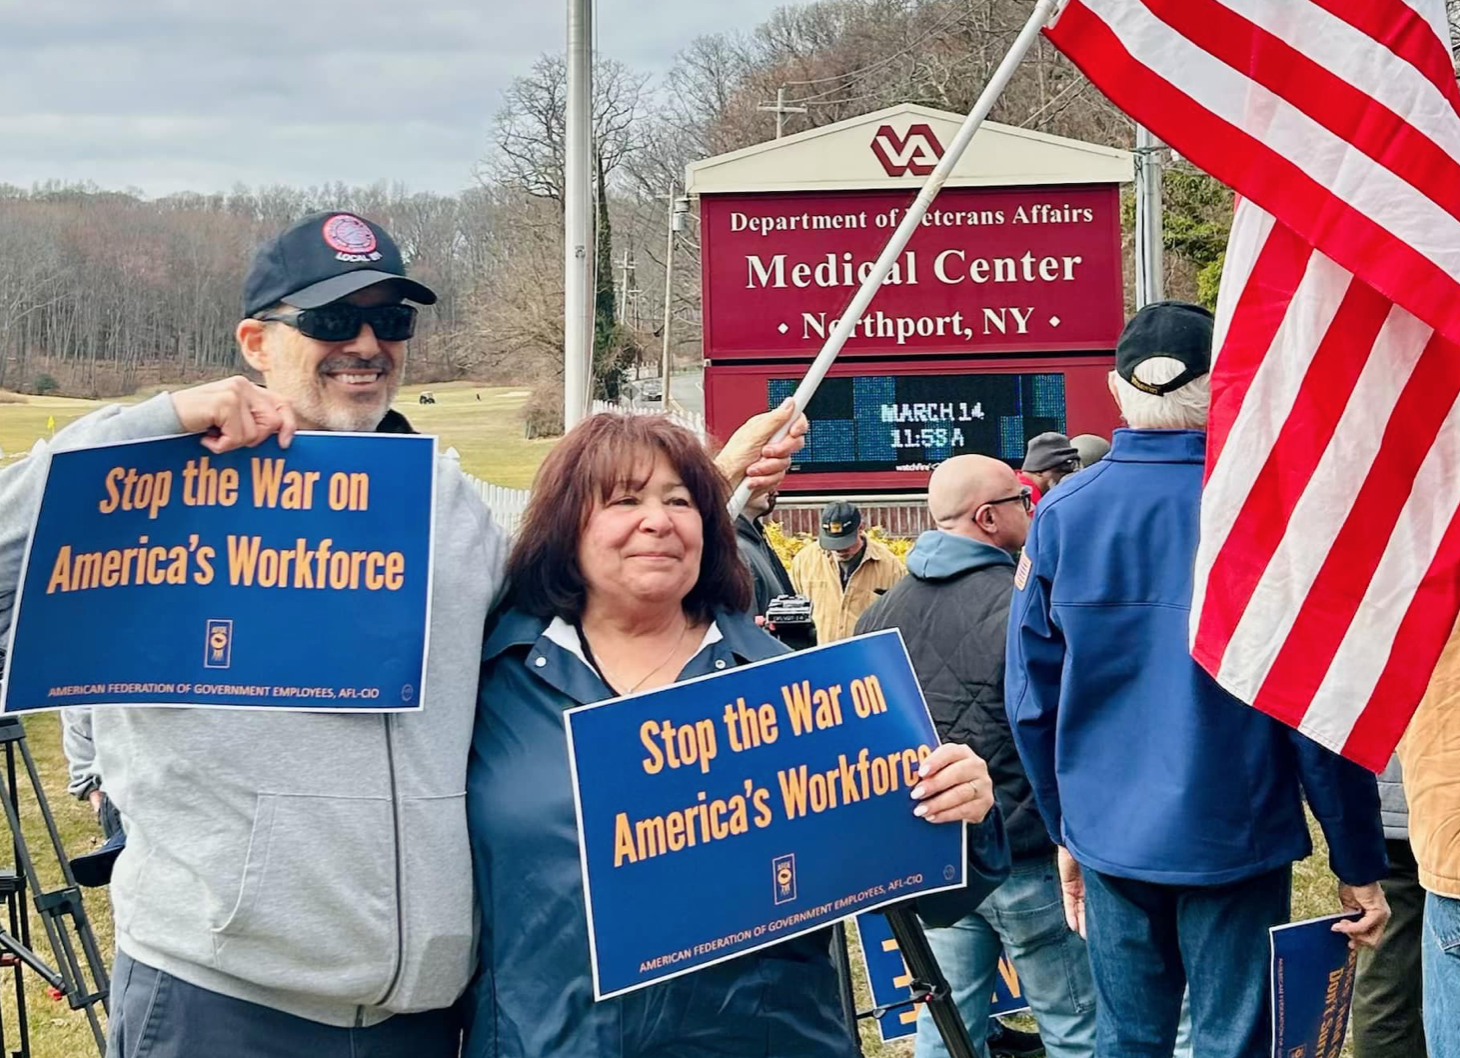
xmin=1115 ymin=300 xmax=1214 ymax=396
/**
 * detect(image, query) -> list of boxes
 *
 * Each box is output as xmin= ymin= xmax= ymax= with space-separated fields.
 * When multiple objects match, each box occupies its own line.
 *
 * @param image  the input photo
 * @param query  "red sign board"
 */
xmin=705 ymin=358 xmax=1121 ymax=492
xmin=700 ymin=184 xmax=1123 ymax=360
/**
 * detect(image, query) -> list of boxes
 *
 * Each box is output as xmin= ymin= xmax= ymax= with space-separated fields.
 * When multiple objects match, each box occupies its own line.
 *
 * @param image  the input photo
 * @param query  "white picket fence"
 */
xmin=447 ymin=399 xmax=706 ymax=535
xmin=591 ymin=399 xmax=706 ymax=439
xmin=471 ymin=479 xmax=532 ymax=535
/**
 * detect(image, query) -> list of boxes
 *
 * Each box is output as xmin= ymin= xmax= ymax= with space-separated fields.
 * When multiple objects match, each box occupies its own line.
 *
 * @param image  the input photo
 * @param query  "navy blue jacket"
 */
xmin=1005 ymin=429 xmax=1387 ymax=887
xmin=465 ymin=607 xmax=1008 ymax=1058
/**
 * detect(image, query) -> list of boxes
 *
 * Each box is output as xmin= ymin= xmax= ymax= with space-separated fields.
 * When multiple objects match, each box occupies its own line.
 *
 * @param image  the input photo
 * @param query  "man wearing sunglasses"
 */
xmin=0 ymin=211 xmax=806 ymax=1058
xmin=858 ymin=456 xmax=1096 ymax=1058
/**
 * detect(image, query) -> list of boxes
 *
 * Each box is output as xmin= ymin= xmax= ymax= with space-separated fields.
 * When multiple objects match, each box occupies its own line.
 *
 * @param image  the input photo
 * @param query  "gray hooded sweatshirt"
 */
xmin=0 ymin=395 xmax=507 ymax=1027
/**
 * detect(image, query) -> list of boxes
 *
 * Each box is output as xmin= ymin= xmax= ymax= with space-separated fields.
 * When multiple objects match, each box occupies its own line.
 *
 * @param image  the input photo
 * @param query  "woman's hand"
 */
xmin=910 ymin=743 xmax=995 ymax=824
xmin=714 ymin=399 xmax=809 ymax=495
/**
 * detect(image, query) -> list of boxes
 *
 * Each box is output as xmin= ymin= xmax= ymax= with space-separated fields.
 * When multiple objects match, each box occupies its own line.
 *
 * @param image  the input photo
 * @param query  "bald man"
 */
xmin=858 ymin=457 xmax=1096 ymax=1058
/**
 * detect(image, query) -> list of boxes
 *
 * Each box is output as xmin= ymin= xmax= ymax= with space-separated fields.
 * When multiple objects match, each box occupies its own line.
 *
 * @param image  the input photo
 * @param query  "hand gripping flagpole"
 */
xmin=727 ymin=0 xmax=1060 ymax=518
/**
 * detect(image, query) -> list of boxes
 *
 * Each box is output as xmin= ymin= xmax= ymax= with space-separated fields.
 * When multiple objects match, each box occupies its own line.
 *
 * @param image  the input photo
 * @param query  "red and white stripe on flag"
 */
xmin=1046 ymin=0 xmax=1460 ymax=769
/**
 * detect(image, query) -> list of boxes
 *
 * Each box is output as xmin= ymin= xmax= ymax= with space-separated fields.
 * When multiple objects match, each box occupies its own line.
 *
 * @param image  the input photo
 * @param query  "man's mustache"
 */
xmin=319 ymin=355 xmax=393 ymax=374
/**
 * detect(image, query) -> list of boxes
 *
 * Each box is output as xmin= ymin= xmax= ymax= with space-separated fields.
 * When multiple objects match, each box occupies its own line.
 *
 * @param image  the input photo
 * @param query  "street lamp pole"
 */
xmin=563 ymin=0 xmax=594 ymax=428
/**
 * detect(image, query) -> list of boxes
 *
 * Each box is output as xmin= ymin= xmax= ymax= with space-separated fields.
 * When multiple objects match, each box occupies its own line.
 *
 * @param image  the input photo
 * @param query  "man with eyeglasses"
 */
xmin=858 ymin=456 xmax=1095 ymax=1058
xmin=0 ymin=211 xmax=805 ymax=1057
xmin=1004 ymin=301 xmax=1389 ymax=1058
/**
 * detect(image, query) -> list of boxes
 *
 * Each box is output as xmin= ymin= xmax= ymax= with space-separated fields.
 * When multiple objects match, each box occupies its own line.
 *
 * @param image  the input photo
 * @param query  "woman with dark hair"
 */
xmin=463 ymin=412 xmax=1000 ymax=1058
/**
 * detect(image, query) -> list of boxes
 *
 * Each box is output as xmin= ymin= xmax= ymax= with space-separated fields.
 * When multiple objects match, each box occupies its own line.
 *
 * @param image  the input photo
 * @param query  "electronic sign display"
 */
xmin=767 ymin=372 xmax=1067 ymax=475
xmin=705 ymin=358 xmax=1120 ymax=492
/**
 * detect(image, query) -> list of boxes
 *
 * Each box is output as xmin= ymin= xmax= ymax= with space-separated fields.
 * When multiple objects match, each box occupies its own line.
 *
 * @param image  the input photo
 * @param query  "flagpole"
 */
xmin=726 ymin=0 xmax=1060 ymax=517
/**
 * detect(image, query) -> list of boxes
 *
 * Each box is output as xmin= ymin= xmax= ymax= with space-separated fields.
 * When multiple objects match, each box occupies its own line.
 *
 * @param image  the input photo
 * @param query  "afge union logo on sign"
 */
xmin=870 ymin=123 xmax=945 ymax=177
xmin=204 ymin=619 xmax=233 ymax=670
xmin=772 ymin=854 xmax=797 ymax=905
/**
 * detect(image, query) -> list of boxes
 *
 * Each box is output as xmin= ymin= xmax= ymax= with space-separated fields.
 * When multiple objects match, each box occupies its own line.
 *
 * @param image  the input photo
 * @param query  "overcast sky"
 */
xmin=0 ymin=0 xmax=793 ymax=198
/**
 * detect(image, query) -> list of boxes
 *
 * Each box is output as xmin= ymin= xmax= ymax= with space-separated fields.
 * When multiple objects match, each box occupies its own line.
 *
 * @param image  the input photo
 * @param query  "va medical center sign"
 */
xmin=690 ymin=105 xmax=1131 ymax=491
xmin=701 ymin=184 xmax=1122 ymax=358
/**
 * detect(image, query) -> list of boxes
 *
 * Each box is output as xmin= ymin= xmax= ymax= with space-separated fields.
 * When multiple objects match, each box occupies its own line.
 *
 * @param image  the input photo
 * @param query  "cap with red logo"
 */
xmin=242 ymin=211 xmax=437 ymax=318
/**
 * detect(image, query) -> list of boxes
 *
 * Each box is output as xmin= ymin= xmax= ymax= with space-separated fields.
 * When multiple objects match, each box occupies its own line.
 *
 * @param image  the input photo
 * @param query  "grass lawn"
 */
xmin=0 ymin=382 xmax=553 ymax=488
xmin=0 ymin=379 xmax=1360 ymax=1056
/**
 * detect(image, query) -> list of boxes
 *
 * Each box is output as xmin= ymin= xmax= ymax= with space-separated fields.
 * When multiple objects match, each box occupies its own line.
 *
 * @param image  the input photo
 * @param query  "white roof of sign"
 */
xmin=685 ymin=103 xmax=1133 ymax=195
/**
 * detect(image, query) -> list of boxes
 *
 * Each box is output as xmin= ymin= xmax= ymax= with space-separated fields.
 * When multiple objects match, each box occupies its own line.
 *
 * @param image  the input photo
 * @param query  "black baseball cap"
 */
xmin=1023 ymin=432 xmax=1080 ymax=473
xmin=1116 ymin=300 xmax=1214 ymax=396
xmin=242 ymin=211 xmax=438 ymax=319
xmin=819 ymin=502 xmax=862 ymax=549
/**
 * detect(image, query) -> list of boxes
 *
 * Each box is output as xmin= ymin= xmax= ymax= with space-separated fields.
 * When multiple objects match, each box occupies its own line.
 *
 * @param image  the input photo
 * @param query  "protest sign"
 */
xmin=565 ymin=629 xmax=966 ymax=999
xmin=854 ymin=911 xmax=1029 ymax=1043
xmin=1 ymin=431 xmax=435 ymax=714
xmin=1269 ymin=913 xmax=1361 ymax=1058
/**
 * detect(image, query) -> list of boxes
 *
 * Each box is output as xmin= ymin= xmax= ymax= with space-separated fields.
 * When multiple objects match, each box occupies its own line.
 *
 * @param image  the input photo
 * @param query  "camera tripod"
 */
xmin=834 ymin=908 xmax=978 ymax=1058
xmin=0 ymin=714 xmax=110 ymax=1057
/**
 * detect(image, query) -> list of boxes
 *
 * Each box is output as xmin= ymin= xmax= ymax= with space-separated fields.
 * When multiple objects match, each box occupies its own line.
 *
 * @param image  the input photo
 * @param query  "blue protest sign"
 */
xmin=1269 ymin=914 xmax=1361 ymax=1058
xmin=854 ymin=912 xmax=1029 ymax=1043
xmin=565 ymin=629 xmax=966 ymax=999
xmin=1 ymin=432 xmax=435 ymax=713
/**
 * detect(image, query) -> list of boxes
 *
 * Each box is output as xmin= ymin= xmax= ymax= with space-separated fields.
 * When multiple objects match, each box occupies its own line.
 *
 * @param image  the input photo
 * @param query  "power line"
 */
xmin=780 ymin=0 xmax=976 ymax=100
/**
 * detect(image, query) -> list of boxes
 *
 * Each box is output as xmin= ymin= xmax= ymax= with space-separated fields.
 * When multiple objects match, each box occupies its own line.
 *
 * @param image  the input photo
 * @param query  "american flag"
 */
xmin=1045 ymin=0 xmax=1460 ymax=770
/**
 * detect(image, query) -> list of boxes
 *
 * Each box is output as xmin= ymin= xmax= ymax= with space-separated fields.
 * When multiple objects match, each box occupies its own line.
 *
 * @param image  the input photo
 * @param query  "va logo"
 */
xmin=772 ymin=854 xmax=798 ymax=905
xmin=204 ymin=619 xmax=233 ymax=670
xmin=870 ymin=124 xmax=945 ymax=176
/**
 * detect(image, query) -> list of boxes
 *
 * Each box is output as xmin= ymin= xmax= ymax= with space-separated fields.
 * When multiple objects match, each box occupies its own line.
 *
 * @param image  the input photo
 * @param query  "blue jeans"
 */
xmin=915 ymin=855 xmax=1097 ymax=1058
xmin=1081 ymin=864 xmax=1291 ymax=1058
xmin=105 ymin=950 xmax=460 ymax=1058
xmin=1424 ymin=892 xmax=1460 ymax=1057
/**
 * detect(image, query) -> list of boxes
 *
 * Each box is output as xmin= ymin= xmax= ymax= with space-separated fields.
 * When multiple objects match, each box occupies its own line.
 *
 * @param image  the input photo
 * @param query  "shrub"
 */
xmin=32 ymin=374 xmax=59 ymax=396
xmin=522 ymin=382 xmax=565 ymax=439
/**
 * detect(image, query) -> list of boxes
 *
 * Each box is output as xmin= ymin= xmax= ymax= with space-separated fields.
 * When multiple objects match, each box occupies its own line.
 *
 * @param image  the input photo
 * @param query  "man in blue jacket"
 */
xmin=859 ymin=456 xmax=1093 ymax=1058
xmin=1005 ymin=301 xmax=1391 ymax=1058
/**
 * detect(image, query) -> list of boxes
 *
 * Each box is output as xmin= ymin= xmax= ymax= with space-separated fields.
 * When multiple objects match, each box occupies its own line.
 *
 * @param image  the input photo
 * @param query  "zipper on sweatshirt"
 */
xmin=375 ymin=712 xmax=407 ymax=1006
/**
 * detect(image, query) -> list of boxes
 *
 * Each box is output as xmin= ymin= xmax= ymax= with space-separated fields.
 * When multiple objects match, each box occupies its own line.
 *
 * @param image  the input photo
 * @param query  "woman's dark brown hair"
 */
xmin=506 ymin=413 xmax=752 ymax=622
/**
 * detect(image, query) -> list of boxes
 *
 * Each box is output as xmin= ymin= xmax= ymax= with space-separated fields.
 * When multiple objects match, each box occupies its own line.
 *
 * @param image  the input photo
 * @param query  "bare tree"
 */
xmin=483 ymin=54 xmax=650 ymax=205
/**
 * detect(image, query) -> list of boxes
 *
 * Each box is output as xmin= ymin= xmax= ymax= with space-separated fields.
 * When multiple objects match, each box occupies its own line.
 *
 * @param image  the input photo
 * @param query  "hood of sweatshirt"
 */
xmin=906 ymin=529 xmax=1014 ymax=580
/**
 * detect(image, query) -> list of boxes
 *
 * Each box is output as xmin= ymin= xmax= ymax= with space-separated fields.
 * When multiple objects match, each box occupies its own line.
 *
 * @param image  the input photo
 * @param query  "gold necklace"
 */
xmin=594 ymin=619 xmax=694 ymax=694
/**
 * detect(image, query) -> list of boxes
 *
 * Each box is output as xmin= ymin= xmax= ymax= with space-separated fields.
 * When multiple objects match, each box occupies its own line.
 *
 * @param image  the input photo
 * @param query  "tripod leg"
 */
xmin=885 ymin=908 xmax=979 ymax=1058
xmin=830 ymin=923 xmax=864 ymax=1058
xmin=5 ymin=743 xmax=29 ymax=1058
xmin=0 ymin=729 xmax=108 ymax=1055
xmin=15 ymin=737 xmax=110 ymax=1006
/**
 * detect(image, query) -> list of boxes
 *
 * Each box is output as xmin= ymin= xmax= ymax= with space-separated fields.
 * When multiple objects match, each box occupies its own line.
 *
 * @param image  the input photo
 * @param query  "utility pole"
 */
xmin=563 ymin=0 xmax=594 ymax=429
xmin=1134 ymin=124 xmax=1164 ymax=309
xmin=615 ymin=249 xmax=632 ymax=324
xmin=757 ymin=87 xmax=808 ymax=140
xmin=657 ymin=191 xmax=693 ymax=402
xmin=659 ymin=190 xmax=679 ymax=401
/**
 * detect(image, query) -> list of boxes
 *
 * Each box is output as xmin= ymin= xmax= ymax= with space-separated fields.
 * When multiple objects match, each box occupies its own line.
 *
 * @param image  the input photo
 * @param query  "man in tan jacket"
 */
xmin=790 ymin=501 xmax=904 ymax=643
xmin=1398 ymin=623 xmax=1460 ymax=1057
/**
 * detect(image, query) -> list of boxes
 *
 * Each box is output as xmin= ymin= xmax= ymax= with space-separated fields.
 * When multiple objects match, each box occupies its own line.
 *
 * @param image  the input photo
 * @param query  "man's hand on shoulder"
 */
xmin=171 ymin=377 xmax=297 ymax=454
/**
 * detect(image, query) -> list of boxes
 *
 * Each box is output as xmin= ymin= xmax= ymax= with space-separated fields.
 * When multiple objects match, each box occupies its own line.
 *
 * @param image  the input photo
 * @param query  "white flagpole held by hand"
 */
xmin=726 ymin=0 xmax=1060 ymax=518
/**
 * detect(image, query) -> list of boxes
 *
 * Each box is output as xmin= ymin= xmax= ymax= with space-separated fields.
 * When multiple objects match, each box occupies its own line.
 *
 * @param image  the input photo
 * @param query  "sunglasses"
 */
xmin=980 ymin=486 xmax=1033 ymax=515
xmin=255 ymin=303 xmax=417 ymax=343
